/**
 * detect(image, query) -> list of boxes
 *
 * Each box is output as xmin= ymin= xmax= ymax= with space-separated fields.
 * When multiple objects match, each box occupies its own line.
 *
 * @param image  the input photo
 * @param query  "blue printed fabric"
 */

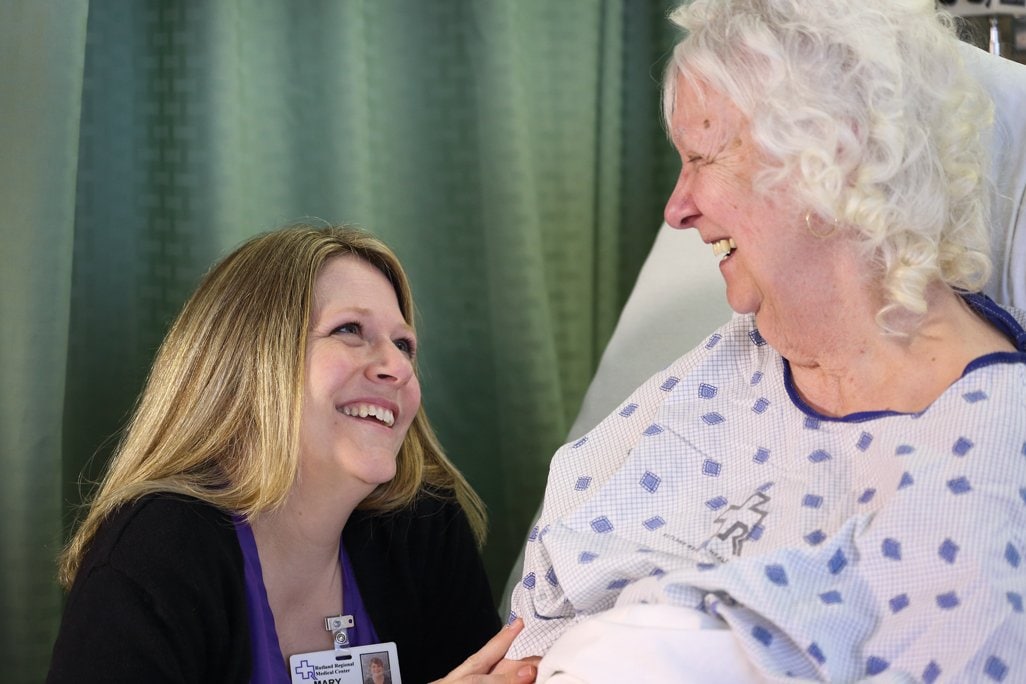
xmin=508 ymin=299 xmax=1026 ymax=682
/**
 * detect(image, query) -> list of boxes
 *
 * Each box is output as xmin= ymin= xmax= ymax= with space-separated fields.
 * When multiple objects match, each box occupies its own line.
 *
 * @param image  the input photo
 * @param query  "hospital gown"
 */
xmin=508 ymin=294 xmax=1026 ymax=682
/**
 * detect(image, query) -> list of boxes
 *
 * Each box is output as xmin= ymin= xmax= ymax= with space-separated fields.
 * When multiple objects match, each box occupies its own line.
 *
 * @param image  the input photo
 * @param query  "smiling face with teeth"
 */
xmin=664 ymin=75 xmax=845 ymax=339
xmin=298 ymin=254 xmax=421 ymax=498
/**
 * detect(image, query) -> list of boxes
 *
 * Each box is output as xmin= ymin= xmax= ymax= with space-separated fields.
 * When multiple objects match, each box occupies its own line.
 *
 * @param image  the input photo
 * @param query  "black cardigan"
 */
xmin=47 ymin=493 xmax=500 ymax=683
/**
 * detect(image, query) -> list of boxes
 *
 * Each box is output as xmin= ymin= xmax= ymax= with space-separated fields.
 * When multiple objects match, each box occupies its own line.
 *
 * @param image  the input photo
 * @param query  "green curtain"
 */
xmin=1 ymin=1 xmax=681 ymax=680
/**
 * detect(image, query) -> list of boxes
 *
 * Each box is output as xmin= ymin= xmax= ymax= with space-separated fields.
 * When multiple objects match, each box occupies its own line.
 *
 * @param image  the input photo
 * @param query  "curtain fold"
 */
xmin=2 ymin=1 xmax=680 ymax=679
xmin=0 ymin=3 xmax=90 ymax=681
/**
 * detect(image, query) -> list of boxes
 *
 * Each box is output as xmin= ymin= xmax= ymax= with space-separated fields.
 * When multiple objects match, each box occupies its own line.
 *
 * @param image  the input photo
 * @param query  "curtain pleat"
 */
xmin=0 ymin=3 xmax=90 ymax=681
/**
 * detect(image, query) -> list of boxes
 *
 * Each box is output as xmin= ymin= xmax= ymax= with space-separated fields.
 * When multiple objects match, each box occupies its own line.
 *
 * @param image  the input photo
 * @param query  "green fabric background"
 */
xmin=0 ymin=2 xmax=682 ymax=680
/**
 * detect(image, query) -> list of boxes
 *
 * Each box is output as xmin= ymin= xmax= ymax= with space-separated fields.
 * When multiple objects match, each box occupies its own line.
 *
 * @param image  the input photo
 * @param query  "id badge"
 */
xmin=289 ymin=641 xmax=401 ymax=684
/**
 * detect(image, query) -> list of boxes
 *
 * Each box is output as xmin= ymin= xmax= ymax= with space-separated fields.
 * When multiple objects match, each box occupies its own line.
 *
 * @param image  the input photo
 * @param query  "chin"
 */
xmin=726 ymin=293 xmax=759 ymax=316
xmin=362 ymin=459 xmax=399 ymax=487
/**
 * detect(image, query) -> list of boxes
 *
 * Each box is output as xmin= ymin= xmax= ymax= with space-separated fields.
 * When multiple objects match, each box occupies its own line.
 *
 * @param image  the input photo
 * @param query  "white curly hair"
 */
xmin=664 ymin=0 xmax=994 ymax=333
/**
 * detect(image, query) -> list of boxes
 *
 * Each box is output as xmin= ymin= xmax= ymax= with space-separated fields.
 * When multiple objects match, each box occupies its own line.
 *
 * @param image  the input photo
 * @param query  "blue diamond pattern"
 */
xmin=923 ymin=662 xmax=941 ymax=684
xmin=574 ymin=476 xmax=592 ymax=491
xmin=702 ymin=459 xmax=722 ymax=477
xmin=1008 ymin=592 xmax=1023 ymax=612
xmin=643 ymin=516 xmax=666 ymax=531
xmin=643 ymin=424 xmax=664 ymax=436
xmin=858 ymin=488 xmax=876 ymax=504
xmin=752 ymin=397 xmax=770 ymax=413
xmin=702 ymin=412 xmax=725 ymax=425
xmin=939 ymin=539 xmax=959 ymax=564
xmin=752 ymin=625 xmax=773 ymax=646
xmin=749 ymin=329 xmax=766 ymax=346
xmin=1006 ymin=543 xmax=1021 ymax=568
xmin=963 ymin=389 xmax=987 ymax=403
xmin=765 ymin=564 xmax=788 ymax=586
xmin=947 ymin=477 xmax=972 ymax=494
xmin=805 ymin=529 xmax=826 ymax=546
xmin=578 ymin=551 xmax=597 ymax=564
xmin=889 ymin=594 xmax=909 ymax=613
xmin=856 ymin=432 xmax=873 ymax=451
xmin=754 ymin=447 xmax=770 ymax=464
xmin=640 ymin=471 xmax=661 ymax=493
xmin=660 ymin=376 xmax=680 ymax=392
xmin=619 ymin=403 xmax=638 ymax=417
xmin=936 ymin=591 xmax=960 ymax=609
xmin=590 ymin=516 xmax=613 ymax=533
xmin=896 ymin=444 xmax=915 ymax=455
xmin=705 ymin=333 xmax=722 ymax=349
xmin=819 ymin=591 xmax=843 ymax=604
xmin=751 ymin=371 xmax=764 ymax=385
xmin=828 ymin=548 xmax=848 ymax=574
xmin=882 ymin=538 xmax=902 ymax=560
xmin=866 ymin=656 xmax=890 ymax=676
xmin=545 ymin=566 xmax=558 ymax=587
xmin=803 ymin=494 xmax=823 ymax=508
xmin=809 ymin=449 xmax=831 ymax=463
xmin=898 ymin=471 xmax=914 ymax=489
xmin=698 ymin=383 xmax=717 ymax=398
xmin=984 ymin=656 xmax=1008 ymax=682
xmin=706 ymin=496 xmax=727 ymax=510
xmin=952 ymin=437 xmax=974 ymax=456
xmin=522 ymin=573 xmax=536 ymax=589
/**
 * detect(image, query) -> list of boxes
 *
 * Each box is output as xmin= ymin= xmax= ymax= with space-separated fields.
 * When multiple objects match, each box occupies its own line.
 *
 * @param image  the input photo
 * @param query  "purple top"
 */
xmin=234 ymin=517 xmax=380 ymax=684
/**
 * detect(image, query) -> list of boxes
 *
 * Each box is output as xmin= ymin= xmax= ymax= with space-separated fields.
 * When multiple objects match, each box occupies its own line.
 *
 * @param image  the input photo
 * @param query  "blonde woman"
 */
xmin=49 ymin=224 xmax=537 ymax=684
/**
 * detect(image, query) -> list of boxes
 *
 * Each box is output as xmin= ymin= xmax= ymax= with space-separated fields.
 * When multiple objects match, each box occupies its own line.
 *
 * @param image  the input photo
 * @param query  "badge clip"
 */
xmin=324 ymin=614 xmax=355 ymax=651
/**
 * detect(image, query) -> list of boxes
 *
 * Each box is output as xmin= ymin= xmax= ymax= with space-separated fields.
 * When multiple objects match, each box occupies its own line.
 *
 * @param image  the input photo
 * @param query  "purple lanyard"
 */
xmin=234 ymin=517 xmax=380 ymax=683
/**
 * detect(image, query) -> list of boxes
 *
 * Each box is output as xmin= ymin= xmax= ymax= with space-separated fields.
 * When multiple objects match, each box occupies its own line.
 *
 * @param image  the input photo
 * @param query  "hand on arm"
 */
xmin=432 ymin=619 xmax=540 ymax=684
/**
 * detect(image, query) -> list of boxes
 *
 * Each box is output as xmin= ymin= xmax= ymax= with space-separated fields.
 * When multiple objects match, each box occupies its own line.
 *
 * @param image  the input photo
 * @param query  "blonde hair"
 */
xmin=664 ymin=0 xmax=993 ymax=333
xmin=59 ymin=224 xmax=486 ymax=589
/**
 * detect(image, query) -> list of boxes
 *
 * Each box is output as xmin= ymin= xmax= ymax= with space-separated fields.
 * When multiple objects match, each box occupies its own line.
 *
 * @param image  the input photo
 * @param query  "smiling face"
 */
xmin=298 ymin=255 xmax=421 ymax=498
xmin=663 ymin=75 xmax=851 ymax=342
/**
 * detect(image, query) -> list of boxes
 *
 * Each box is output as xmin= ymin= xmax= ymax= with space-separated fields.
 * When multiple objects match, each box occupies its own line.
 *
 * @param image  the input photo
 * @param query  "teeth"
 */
xmin=341 ymin=403 xmax=395 ymax=427
xmin=711 ymin=238 xmax=736 ymax=258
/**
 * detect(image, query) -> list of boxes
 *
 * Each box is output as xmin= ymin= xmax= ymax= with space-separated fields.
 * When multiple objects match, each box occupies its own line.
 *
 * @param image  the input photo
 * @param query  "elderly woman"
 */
xmin=48 ymin=225 xmax=537 ymax=684
xmin=508 ymin=0 xmax=1026 ymax=681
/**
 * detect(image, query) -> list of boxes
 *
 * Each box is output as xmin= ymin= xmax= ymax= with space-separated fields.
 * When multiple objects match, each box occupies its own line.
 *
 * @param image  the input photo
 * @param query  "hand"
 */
xmin=432 ymin=618 xmax=540 ymax=683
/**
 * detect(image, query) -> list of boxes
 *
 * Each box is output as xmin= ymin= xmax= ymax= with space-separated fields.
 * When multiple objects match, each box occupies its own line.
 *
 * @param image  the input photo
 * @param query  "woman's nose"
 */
xmin=367 ymin=341 xmax=414 ymax=384
xmin=664 ymin=169 xmax=698 ymax=229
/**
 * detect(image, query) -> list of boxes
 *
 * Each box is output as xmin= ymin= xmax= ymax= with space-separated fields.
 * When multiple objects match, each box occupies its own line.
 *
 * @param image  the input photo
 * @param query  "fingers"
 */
xmin=433 ymin=619 xmax=538 ymax=683
xmin=446 ymin=618 xmax=523 ymax=678
xmin=491 ymin=655 xmax=542 ymax=676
